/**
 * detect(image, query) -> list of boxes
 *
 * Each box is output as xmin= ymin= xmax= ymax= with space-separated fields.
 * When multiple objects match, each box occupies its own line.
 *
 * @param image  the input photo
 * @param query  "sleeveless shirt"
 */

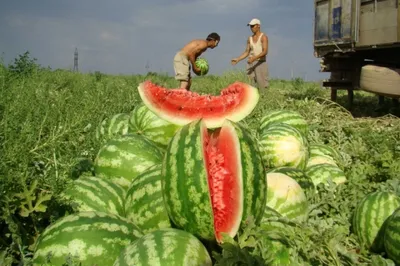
xmin=249 ymin=33 xmax=266 ymax=62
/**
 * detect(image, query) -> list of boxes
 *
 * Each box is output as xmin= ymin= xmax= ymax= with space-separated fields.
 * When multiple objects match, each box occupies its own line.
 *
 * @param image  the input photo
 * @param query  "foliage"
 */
xmin=0 ymin=65 xmax=400 ymax=265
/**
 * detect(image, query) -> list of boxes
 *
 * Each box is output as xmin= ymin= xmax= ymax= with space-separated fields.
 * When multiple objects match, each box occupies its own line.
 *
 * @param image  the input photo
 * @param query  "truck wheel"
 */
xmin=360 ymin=64 xmax=400 ymax=97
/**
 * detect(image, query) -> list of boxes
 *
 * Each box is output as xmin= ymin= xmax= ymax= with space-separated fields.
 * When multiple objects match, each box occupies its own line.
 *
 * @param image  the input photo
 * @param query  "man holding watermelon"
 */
xmin=173 ymin=32 xmax=220 ymax=91
xmin=231 ymin=18 xmax=270 ymax=89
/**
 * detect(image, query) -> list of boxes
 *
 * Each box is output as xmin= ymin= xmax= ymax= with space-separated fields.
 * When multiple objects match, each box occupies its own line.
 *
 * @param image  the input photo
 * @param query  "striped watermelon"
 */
xmin=259 ymin=110 xmax=308 ymax=136
xmin=306 ymin=144 xmax=341 ymax=168
xmin=195 ymin=57 xmax=209 ymax=76
xmin=94 ymin=133 xmax=164 ymax=188
xmin=129 ymin=103 xmax=181 ymax=149
xmin=305 ymin=163 xmax=347 ymax=187
xmin=125 ymin=164 xmax=171 ymax=234
xmin=162 ymin=119 xmax=266 ymax=243
xmin=268 ymin=167 xmax=316 ymax=199
xmin=353 ymin=191 xmax=400 ymax=253
xmin=113 ymin=228 xmax=212 ymax=266
xmin=265 ymin=172 xmax=308 ymax=221
xmin=96 ymin=113 xmax=130 ymax=141
xmin=32 ymin=211 xmax=143 ymax=266
xmin=384 ymin=207 xmax=400 ymax=264
xmin=258 ymin=123 xmax=309 ymax=170
xmin=61 ymin=174 xmax=126 ymax=217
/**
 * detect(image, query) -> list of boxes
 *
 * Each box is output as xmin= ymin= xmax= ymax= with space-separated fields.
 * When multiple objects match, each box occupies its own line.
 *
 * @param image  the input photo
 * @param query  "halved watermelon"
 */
xmin=162 ymin=119 xmax=266 ymax=243
xmin=137 ymin=80 xmax=259 ymax=128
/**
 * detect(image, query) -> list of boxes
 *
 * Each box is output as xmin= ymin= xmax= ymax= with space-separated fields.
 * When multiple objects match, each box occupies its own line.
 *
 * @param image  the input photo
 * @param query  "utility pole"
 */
xmin=73 ymin=48 xmax=79 ymax=72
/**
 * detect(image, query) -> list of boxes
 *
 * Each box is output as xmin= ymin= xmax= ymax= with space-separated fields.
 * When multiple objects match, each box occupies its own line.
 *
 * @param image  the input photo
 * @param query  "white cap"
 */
xmin=247 ymin=18 xmax=261 ymax=26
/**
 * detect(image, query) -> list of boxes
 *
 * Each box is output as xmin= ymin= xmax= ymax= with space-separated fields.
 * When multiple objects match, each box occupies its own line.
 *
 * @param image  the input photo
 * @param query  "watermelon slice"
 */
xmin=203 ymin=124 xmax=243 ymax=241
xmin=137 ymin=80 xmax=260 ymax=128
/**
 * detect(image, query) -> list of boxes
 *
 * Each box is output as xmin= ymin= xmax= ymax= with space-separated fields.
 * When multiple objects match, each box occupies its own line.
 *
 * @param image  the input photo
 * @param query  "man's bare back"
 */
xmin=180 ymin=40 xmax=208 ymax=60
xmin=173 ymin=32 xmax=220 ymax=90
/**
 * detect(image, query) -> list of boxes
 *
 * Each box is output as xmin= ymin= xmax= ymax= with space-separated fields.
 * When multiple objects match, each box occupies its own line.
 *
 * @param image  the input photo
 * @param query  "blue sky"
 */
xmin=0 ymin=0 xmax=329 ymax=81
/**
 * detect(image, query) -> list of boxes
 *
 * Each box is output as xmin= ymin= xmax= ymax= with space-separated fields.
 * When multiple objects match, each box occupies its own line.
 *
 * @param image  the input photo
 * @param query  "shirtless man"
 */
xmin=174 ymin=32 xmax=220 ymax=90
xmin=231 ymin=18 xmax=269 ymax=89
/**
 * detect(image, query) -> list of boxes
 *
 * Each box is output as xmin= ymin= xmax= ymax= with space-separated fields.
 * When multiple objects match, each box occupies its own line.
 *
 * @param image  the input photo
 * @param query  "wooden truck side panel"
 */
xmin=357 ymin=0 xmax=399 ymax=47
xmin=314 ymin=0 xmax=399 ymax=55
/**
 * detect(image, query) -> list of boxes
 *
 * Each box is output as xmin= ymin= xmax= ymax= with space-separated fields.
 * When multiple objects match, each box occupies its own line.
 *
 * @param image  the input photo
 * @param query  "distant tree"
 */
xmin=8 ymin=51 xmax=41 ymax=76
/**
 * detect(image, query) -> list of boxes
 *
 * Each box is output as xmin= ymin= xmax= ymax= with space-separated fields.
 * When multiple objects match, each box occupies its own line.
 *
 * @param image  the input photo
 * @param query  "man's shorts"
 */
xmin=173 ymin=51 xmax=191 ymax=81
xmin=246 ymin=60 xmax=270 ymax=89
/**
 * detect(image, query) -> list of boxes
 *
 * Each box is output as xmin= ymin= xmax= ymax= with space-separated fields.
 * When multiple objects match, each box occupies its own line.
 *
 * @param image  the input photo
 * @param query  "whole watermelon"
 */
xmin=32 ymin=211 xmax=143 ymax=266
xmin=113 ymin=228 xmax=212 ymax=266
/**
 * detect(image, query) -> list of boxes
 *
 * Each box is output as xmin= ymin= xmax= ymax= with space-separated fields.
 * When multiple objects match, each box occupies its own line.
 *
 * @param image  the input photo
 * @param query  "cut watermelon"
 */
xmin=137 ymin=80 xmax=259 ymax=128
xmin=203 ymin=124 xmax=243 ymax=241
xmin=162 ymin=119 xmax=266 ymax=243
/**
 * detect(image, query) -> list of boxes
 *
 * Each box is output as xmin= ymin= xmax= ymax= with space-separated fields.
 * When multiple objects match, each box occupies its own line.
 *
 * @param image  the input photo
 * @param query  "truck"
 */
xmin=313 ymin=0 xmax=400 ymax=106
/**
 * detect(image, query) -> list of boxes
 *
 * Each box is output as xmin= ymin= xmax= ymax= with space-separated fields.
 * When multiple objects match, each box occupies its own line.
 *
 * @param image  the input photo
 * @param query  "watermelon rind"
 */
xmin=384 ymin=207 xmax=400 ymax=265
xmin=258 ymin=109 xmax=308 ymax=136
xmin=32 ymin=211 xmax=143 ymax=266
xmin=137 ymin=80 xmax=260 ymax=129
xmin=306 ymin=144 xmax=341 ymax=168
xmin=61 ymin=174 xmax=126 ymax=217
xmin=353 ymin=191 xmax=400 ymax=253
xmin=268 ymin=167 xmax=316 ymax=199
xmin=305 ymin=163 xmax=347 ymax=187
xmin=124 ymin=164 xmax=171 ymax=234
xmin=265 ymin=172 xmax=309 ymax=221
xmin=113 ymin=228 xmax=212 ymax=266
xmin=128 ymin=103 xmax=181 ymax=149
xmin=95 ymin=113 xmax=130 ymax=141
xmin=161 ymin=119 xmax=266 ymax=242
xmin=258 ymin=123 xmax=309 ymax=170
xmin=94 ymin=133 xmax=164 ymax=188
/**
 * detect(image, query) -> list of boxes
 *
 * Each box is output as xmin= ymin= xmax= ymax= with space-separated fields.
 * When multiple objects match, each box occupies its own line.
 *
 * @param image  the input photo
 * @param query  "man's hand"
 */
xmin=247 ymin=56 xmax=256 ymax=64
xmin=231 ymin=58 xmax=239 ymax=65
xmin=193 ymin=65 xmax=201 ymax=75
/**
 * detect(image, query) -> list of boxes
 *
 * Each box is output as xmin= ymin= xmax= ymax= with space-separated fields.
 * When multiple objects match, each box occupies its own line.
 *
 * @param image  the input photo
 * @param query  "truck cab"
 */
xmin=314 ymin=0 xmax=400 ymax=105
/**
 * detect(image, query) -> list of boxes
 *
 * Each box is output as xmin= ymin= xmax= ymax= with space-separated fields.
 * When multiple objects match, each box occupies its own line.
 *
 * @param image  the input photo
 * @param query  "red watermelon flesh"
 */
xmin=137 ymin=80 xmax=259 ymax=128
xmin=202 ymin=122 xmax=243 ymax=242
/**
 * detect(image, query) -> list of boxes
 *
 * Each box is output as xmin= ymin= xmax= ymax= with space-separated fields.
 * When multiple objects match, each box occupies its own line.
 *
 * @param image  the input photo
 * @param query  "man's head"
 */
xmin=206 ymin=32 xmax=220 ymax=48
xmin=247 ymin=18 xmax=261 ymax=33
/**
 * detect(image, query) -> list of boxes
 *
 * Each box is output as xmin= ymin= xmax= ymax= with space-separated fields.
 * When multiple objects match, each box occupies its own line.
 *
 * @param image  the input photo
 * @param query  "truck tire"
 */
xmin=360 ymin=64 xmax=400 ymax=98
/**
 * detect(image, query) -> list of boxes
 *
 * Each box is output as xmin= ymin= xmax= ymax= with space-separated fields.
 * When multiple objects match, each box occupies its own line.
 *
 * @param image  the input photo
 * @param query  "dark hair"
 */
xmin=206 ymin=32 xmax=220 ymax=41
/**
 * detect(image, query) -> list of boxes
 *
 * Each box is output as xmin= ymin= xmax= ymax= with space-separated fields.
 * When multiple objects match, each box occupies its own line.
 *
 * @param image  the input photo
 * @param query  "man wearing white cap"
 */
xmin=231 ymin=18 xmax=269 ymax=89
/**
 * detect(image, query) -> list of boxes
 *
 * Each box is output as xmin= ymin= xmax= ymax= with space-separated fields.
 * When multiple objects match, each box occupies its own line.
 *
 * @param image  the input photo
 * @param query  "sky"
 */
xmin=0 ymin=0 xmax=329 ymax=81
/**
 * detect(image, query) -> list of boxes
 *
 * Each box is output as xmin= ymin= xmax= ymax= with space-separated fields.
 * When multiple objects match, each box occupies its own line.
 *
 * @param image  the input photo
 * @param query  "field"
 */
xmin=1 ymin=55 xmax=400 ymax=265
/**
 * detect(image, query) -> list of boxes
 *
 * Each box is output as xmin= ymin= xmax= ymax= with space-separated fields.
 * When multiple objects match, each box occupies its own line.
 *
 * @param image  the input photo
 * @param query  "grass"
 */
xmin=1 ymin=64 xmax=400 ymax=265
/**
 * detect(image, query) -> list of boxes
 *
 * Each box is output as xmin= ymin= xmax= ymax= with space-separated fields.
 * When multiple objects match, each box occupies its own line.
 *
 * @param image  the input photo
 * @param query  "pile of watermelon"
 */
xmin=30 ymin=80 xmax=400 ymax=265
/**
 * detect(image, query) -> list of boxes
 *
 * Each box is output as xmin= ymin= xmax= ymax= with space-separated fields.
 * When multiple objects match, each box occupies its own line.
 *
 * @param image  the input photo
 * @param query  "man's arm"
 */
xmin=188 ymin=42 xmax=207 ymax=74
xmin=252 ymin=35 xmax=268 ymax=60
xmin=233 ymin=39 xmax=251 ymax=62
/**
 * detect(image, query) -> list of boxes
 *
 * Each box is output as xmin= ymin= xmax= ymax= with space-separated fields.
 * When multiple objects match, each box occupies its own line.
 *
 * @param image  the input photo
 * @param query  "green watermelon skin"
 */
xmin=384 ymin=207 xmax=400 ymax=265
xmin=129 ymin=103 xmax=181 ymax=149
xmin=352 ymin=191 xmax=400 ymax=253
xmin=32 ymin=211 xmax=143 ymax=266
xmin=113 ymin=228 xmax=212 ymax=266
xmin=258 ymin=110 xmax=308 ymax=136
xmin=61 ymin=174 xmax=126 ymax=217
xmin=94 ymin=133 xmax=164 ymax=188
xmin=162 ymin=119 xmax=266 ymax=242
xmin=265 ymin=172 xmax=309 ymax=221
xmin=96 ymin=113 xmax=130 ymax=141
xmin=305 ymin=163 xmax=347 ymax=187
xmin=258 ymin=123 xmax=309 ymax=170
xmin=124 ymin=164 xmax=171 ymax=234
xmin=306 ymin=144 xmax=341 ymax=168
xmin=268 ymin=167 xmax=315 ymax=199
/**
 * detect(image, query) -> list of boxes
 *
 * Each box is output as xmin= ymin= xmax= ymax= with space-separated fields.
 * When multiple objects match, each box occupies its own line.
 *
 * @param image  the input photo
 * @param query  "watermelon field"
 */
xmin=1 ymin=56 xmax=400 ymax=266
